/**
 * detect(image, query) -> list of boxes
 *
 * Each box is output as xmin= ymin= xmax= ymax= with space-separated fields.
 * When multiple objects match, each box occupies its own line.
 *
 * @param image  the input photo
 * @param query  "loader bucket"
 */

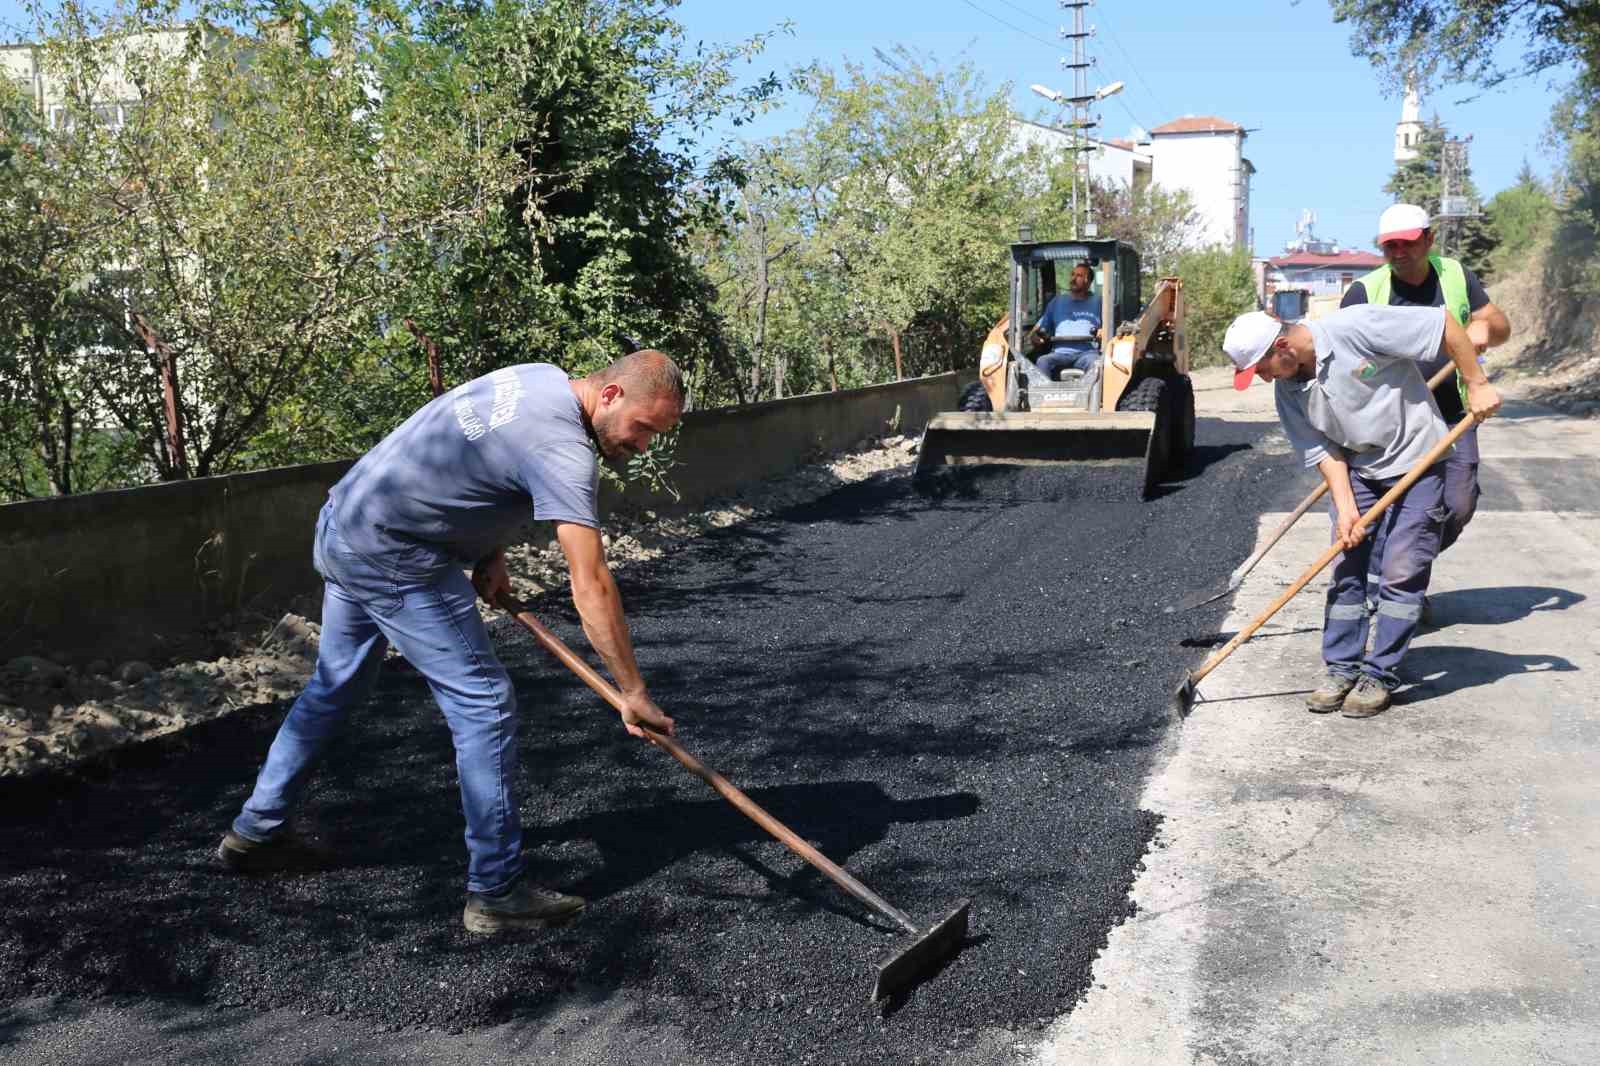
xmin=913 ymin=411 xmax=1165 ymax=498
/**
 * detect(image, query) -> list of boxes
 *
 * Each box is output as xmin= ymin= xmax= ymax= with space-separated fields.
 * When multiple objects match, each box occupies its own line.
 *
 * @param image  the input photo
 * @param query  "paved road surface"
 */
xmin=1039 ymin=375 xmax=1600 ymax=1064
xmin=4 ymin=368 xmax=1594 ymax=1065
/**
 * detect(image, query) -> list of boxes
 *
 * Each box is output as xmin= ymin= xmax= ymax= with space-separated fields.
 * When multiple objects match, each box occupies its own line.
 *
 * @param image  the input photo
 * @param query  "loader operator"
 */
xmin=217 ymin=350 xmax=682 ymax=935
xmin=1340 ymin=203 xmax=1511 ymax=566
xmin=1027 ymin=260 xmax=1102 ymax=379
xmin=1223 ymin=304 xmax=1501 ymax=718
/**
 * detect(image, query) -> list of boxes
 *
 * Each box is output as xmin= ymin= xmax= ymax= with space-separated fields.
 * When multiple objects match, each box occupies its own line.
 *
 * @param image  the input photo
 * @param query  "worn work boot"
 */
xmin=216 ymin=828 xmax=335 ymax=873
xmin=463 ymin=879 xmax=586 ymax=934
xmin=1305 ymin=670 xmax=1357 ymax=714
xmin=1341 ymin=675 xmax=1393 ymax=718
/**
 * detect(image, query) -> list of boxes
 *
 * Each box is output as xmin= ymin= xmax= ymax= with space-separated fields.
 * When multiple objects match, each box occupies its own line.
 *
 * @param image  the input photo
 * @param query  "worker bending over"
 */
xmin=218 ymin=350 xmax=682 ymax=934
xmin=1223 ymin=305 xmax=1501 ymax=717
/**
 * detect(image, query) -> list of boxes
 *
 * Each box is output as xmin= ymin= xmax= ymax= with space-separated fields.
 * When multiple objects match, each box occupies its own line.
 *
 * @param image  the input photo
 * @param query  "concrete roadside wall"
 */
xmin=0 ymin=372 xmax=962 ymax=662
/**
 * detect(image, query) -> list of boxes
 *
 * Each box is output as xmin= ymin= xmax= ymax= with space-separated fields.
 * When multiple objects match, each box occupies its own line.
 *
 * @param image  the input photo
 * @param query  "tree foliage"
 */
xmin=1173 ymin=246 xmax=1259 ymax=369
xmin=1329 ymin=0 xmax=1599 ymax=92
xmin=700 ymin=53 xmax=1217 ymax=404
xmin=0 ymin=0 xmax=781 ymax=499
xmin=1485 ymin=161 xmax=1556 ymax=274
xmin=1332 ymin=0 xmax=1600 ymax=291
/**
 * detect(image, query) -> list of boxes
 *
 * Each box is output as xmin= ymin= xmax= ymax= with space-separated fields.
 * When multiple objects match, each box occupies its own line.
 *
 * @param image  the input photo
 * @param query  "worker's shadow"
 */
xmin=1422 ymin=585 xmax=1585 ymax=629
xmin=1397 ymin=645 xmax=1578 ymax=702
xmin=523 ymin=781 xmax=980 ymax=927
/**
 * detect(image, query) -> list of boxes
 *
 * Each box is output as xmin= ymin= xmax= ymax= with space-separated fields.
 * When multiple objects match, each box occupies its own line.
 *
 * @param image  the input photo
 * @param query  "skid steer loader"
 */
xmin=913 ymin=239 xmax=1195 ymax=498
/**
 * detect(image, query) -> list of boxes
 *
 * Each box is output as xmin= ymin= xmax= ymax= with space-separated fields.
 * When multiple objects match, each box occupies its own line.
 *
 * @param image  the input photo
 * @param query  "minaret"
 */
xmin=1394 ymin=77 xmax=1422 ymax=163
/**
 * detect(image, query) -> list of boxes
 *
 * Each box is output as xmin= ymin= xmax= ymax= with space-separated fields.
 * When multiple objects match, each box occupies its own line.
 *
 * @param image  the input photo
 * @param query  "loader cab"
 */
xmin=1009 ymin=240 xmax=1142 ymax=411
xmin=1011 ymin=239 xmax=1141 ymax=346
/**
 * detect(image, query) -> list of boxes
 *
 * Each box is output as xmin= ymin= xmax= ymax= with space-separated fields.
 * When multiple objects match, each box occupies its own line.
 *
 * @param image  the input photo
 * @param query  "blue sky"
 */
xmin=2 ymin=0 xmax=1573 ymax=255
xmin=677 ymin=0 xmax=1574 ymax=255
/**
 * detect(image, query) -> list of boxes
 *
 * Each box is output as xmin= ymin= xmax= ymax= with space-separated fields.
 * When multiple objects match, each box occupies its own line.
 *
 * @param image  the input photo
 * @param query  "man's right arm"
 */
xmin=556 ymin=521 xmax=675 ymax=739
xmin=1339 ymin=281 xmax=1368 ymax=309
xmin=1317 ymin=454 xmax=1365 ymax=549
xmin=1438 ymin=311 xmax=1502 ymax=422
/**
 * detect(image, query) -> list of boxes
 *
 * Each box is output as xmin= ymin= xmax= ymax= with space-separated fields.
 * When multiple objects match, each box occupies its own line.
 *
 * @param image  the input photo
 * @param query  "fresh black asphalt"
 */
xmin=0 ymin=415 xmax=1305 ymax=1065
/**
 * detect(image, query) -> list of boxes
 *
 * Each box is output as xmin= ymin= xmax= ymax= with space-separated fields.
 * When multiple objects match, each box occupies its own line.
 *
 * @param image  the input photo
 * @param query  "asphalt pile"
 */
xmin=0 ymin=419 xmax=1300 ymax=1066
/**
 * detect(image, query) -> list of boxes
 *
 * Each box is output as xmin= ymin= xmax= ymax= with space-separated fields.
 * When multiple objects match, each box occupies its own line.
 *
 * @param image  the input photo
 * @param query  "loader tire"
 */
xmin=1114 ymin=375 xmax=1167 ymax=413
xmin=1116 ymin=376 xmax=1174 ymax=499
xmin=1168 ymin=375 xmax=1196 ymax=475
xmin=958 ymin=381 xmax=993 ymax=412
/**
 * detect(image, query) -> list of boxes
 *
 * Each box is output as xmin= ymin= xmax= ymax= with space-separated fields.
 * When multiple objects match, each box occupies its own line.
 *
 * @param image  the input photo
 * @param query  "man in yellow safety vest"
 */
xmin=1339 ymin=204 xmax=1511 ymax=618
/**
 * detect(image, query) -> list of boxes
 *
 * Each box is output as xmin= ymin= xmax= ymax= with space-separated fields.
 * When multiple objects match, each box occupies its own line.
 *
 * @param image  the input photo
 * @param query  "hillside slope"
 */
xmin=1487 ymin=242 xmax=1600 ymax=415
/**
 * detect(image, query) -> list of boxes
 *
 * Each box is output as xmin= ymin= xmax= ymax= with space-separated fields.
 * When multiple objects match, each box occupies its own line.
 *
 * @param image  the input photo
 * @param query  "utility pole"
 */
xmin=1436 ymin=134 xmax=1476 ymax=256
xmin=1059 ymin=1 xmax=1095 ymax=239
xmin=1032 ymin=4 xmax=1121 ymax=240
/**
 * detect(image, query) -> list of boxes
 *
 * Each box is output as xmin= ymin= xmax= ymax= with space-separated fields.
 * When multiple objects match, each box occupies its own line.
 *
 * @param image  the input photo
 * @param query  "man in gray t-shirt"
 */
xmin=219 ymin=350 xmax=685 ymax=935
xmin=1223 ymin=305 xmax=1501 ymax=718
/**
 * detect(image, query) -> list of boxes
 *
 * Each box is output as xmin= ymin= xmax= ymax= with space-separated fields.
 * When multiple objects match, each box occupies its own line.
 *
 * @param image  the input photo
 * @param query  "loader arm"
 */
xmin=1103 ymin=277 xmax=1184 ymax=411
xmin=979 ymin=315 xmax=1010 ymax=412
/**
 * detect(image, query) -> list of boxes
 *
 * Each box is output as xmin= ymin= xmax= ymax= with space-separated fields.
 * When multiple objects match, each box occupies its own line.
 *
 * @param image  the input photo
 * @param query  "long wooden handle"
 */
xmin=1188 ymin=409 xmax=1480 ymax=688
xmin=497 ymin=594 xmax=921 ymax=936
xmin=1228 ymin=362 xmax=1459 ymax=589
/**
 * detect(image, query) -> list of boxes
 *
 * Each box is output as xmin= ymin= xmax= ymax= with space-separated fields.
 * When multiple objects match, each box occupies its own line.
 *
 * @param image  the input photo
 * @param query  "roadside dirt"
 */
xmin=0 ymin=436 xmax=921 ymax=779
xmin=1485 ymin=249 xmax=1600 ymax=416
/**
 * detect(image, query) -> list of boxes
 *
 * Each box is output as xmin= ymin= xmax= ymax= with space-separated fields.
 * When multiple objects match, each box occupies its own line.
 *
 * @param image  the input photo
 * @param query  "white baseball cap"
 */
xmin=1377 ymin=203 xmax=1430 ymax=245
xmin=1222 ymin=311 xmax=1282 ymax=391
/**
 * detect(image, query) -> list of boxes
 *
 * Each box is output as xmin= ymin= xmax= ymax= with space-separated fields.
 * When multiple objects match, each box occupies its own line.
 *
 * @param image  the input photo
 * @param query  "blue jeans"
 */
xmin=1036 ymin=348 xmax=1098 ymax=378
xmin=1324 ymin=466 xmax=1446 ymax=688
xmin=233 ymin=503 xmax=524 ymax=894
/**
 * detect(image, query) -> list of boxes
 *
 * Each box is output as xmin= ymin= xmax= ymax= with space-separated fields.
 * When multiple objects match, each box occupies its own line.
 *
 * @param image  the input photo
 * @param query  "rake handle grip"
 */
xmin=1227 ymin=363 xmax=1458 ymax=588
xmin=497 ymin=595 xmax=921 ymax=936
xmin=1189 ymin=410 xmax=1480 ymax=688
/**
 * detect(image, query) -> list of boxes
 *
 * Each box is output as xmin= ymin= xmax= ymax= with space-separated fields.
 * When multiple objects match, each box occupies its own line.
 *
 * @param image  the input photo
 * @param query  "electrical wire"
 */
xmin=954 ymin=0 xmax=1151 ymax=137
xmin=1092 ymin=5 xmax=1171 ymax=126
xmin=954 ymin=0 xmax=1062 ymax=54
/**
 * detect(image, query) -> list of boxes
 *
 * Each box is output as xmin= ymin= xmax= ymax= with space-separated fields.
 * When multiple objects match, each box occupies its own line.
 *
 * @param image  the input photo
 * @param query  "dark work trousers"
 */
xmin=1365 ymin=424 xmax=1479 ymax=600
xmin=1327 ymin=465 xmax=1447 ymax=688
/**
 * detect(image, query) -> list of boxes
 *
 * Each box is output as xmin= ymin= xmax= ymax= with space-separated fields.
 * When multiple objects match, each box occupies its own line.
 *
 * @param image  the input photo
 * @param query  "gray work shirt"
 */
xmin=1273 ymin=304 xmax=1448 ymax=480
xmin=331 ymin=363 xmax=599 ymax=576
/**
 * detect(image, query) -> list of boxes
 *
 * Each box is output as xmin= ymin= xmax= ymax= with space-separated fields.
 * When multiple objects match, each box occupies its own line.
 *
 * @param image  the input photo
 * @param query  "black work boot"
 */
xmin=1341 ymin=675 xmax=1393 ymax=718
xmin=1305 ymin=670 xmax=1357 ymax=714
xmin=216 ymin=828 xmax=336 ymax=873
xmin=463 ymin=878 xmax=586 ymax=934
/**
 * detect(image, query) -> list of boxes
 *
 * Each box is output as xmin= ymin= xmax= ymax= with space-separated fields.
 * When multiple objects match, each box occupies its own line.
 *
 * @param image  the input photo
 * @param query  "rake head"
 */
xmin=869 ymin=899 xmax=971 ymax=1004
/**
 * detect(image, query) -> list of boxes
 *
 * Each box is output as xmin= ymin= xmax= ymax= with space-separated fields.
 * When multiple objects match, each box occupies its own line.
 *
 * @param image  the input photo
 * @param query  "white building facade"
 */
xmin=1144 ymin=115 xmax=1254 ymax=250
xmin=1010 ymin=112 xmax=1254 ymax=251
xmin=1 ymin=28 xmax=196 ymax=132
xmin=1263 ymin=250 xmax=1386 ymax=298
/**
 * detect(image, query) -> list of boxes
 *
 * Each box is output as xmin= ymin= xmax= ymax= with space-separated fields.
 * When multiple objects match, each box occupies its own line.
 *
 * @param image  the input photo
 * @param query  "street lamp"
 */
xmin=1030 ymin=80 xmax=1124 ymax=238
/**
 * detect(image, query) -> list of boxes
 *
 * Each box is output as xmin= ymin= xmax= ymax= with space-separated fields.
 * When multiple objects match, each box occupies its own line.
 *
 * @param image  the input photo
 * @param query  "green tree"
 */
xmin=0 ymin=77 xmax=142 ymax=497
xmin=706 ymin=50 xmax=1031 ymax=402
xmin=1081 ymin=176 xmax=1207 ymax=300
xmin=1329 ymin=0 xmax=1599 ymax=92
xmin=1485 ymin=161 xmax=1555 ymax=274
xmin=0 ymin=0 xmax=783 ymax=497
xmin=1174 ymin=246 xmax=1258 ymax=369
xmin=1331 ymin=0 xmax=1599 ymax=290
xmin=1546 ymin=82 xmax=1600 ymax=292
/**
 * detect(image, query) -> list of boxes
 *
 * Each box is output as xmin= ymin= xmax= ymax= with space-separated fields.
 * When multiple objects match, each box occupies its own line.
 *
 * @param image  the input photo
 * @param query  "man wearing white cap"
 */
xmin=1341 ymin=203 xmax=1510 ymax=559
xmin=1222 ymin=303 xmax=1501 ymax=717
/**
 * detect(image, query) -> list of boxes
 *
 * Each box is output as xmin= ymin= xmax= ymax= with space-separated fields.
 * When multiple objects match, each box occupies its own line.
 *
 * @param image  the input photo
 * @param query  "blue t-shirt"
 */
xmin=1036 ymin=294 xmax=1101 ymax=355
xmin=331 ymin=363 xmax=599 ymax=575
